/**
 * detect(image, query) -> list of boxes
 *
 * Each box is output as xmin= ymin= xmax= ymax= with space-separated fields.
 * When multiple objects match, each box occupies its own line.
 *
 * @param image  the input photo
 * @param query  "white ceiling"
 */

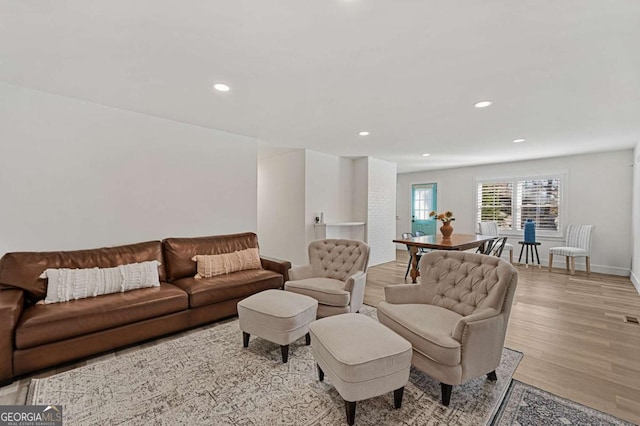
xmin=1 ymin=1 xmax=639 ymax=173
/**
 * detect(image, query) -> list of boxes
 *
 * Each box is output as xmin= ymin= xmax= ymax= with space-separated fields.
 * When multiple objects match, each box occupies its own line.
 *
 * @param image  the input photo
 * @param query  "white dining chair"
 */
xmin=548 ymin=224 xmax=595 ymax=275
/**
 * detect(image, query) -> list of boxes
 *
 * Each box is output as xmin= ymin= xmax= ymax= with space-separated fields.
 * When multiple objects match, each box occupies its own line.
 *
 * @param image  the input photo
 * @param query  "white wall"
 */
xmin=366 ymin=157 xmax=398 ymax=266
xmin=304 ymin=150 xmax=354 ymax=247
xmin=0 ymin=82 xmax=258 ymax=254
xmin=632 ymin=142 xmax=640 ymax=291
xmin=397 ymin=150 xmax=634 ymax=276
xmin=257 ymin=150 xmax=307 ymax=265
xmin=258 ymin=151 xmax=397 ymax=267
xmin=257 ymin=149 xmax=357 ymax=265
xmin=353 ymin=158 xmax=369 ymax=225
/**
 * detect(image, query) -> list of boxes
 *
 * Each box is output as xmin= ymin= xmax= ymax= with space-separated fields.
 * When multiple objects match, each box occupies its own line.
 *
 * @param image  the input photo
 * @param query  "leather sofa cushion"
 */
xmin=0 ymin=241 xmax=165 ymax=299
xmin=163 ymin=233 xmax=260 ymax=282
xmin=377 ymin=302 xmax=462 ymax=366
xmin=172 ymin=269 xmax=283 ymax=308
xmin=15 ymin=283 xmax=187 ymax=349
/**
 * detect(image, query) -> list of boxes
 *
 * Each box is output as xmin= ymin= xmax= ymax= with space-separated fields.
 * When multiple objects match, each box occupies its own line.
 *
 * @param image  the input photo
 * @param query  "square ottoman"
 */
xmin=238 ymin=289 xmax=318 ymax=363
xmin=308 ymin=313 xmax=412 ymax=425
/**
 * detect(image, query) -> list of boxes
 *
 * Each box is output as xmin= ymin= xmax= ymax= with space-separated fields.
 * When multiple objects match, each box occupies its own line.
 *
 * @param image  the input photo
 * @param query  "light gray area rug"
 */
xmin=492 ymin=380 xmax=634 ymax=426
xmin=28 ymin=306 xmax=522 ymax=425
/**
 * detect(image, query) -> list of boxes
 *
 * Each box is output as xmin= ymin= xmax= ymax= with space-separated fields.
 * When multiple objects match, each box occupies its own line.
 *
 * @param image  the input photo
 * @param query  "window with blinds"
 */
xmin=516 ymin=178 xmax=560 ymax=231
xmin=477 ymin=182 xmax=513 ymax=229
xmin=476 ymin=175 xmax=563 ymax=236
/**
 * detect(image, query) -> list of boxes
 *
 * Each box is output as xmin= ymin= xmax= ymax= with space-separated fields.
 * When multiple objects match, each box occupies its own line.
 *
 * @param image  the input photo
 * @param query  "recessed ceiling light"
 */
xmin=474 ymin=100 xmax=492 ymax=108
xmin=358 ymin=131 xmax=370 ymax=136
xmin=513 ymin=138 xmax=526 ymax=143
xmin=421 ymin=153 xmax=431 ymax=157
xmin=213 ymin=83 xmax=230 ymax=92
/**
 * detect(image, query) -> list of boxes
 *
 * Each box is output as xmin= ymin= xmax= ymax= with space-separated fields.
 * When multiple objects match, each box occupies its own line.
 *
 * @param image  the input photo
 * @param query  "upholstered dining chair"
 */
xmin=548 ymin=224 xmax=595 ymax=275
xmin=285 ymin=239 xmax=370 ymax=318
xmin=479 ymin=221 xmax=513 ymax=263
xmin=378 ymin=250 xmax=518 ymax=406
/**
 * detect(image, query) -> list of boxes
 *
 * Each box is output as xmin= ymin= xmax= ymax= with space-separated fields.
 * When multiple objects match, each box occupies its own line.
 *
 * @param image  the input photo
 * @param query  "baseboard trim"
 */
xmin=584 ymin=264 xmax=631 ymax=277
xmin=498 ymin=254 xmax=630 ymax=277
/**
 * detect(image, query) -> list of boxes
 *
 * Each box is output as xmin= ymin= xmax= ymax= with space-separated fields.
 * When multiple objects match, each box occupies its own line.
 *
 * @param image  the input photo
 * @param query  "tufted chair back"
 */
xmin=419 ymin=250 xmax=516 ymax=317
xmin=308 ymin=239 xmax=370 ymax=281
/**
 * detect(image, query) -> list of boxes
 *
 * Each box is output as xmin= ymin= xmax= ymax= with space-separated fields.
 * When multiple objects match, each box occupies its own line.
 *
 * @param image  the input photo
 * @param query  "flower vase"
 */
xmin=440 ymin=222 xmax=454 ymax=239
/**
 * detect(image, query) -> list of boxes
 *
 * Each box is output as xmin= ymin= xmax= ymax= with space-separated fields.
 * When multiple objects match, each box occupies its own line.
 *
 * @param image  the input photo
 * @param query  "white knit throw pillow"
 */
xmin=39 ymin=260 xmax=161 ymax=304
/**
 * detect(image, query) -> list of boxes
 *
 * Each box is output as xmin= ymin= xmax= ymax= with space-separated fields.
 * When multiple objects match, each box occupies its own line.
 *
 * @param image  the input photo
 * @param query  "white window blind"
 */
xmin=477 ymin=182 xmax=513 ymax=229
xmin=476 ymin=175 xmax=563 ymax=236
xmin=516 ymin=178 xmax=560 ymax=231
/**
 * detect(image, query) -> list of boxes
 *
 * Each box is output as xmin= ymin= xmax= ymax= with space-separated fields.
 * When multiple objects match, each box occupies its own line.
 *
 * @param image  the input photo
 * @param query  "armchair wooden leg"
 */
xmin=280 ymin=345 xmax=289 ymax=363
xmin=487 ymin=370 xmax=497 ymax=381
xmin=305 ymin=332 xmax=311 ymax=345
xmin=242 ymin=332 xmax=250 ymax=348
xmin=566 ymin=257 xmax=570 ymax=272
xmin=586 ymin=256 xmax=591 ymax=274
xmin=548 ymin=254 xmax=553 ymax=271
xmin=345 ymin=401 xmax=356 ymax=426
xmin=509 ymin=250 xmax=513 ymax=264
xmin=440 ymin=383 xmax=452 ymax=406
xmin=570 ymin=257 xmax=576 ymax=276
xmin=394 ymin=387 xmax=404 ymax=409
xmin=317 ymin=364 xmax=324 ymax=382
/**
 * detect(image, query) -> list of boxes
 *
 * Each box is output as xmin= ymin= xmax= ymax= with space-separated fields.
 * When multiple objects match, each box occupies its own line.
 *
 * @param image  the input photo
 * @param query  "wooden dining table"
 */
xmin=393 ymin=233 xmax=497 ymax=283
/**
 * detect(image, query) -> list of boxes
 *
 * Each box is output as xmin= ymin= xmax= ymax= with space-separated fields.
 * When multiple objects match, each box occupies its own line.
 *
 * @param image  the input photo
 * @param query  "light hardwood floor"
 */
xmin=366 ymin=251 xmax=640 ymax=424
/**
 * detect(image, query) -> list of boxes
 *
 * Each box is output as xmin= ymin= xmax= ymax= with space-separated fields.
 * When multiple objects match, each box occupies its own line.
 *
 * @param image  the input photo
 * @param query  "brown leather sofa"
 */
xmin=0 ymin=232 xmax=290 ymax=384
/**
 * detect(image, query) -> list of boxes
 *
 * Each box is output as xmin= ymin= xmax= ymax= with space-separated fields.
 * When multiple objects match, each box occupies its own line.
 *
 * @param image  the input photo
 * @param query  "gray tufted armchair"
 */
xmin=377 ymin=250 xmax=518 ymax=406
xmin=285 ymin=239 xmax=370 ymax=318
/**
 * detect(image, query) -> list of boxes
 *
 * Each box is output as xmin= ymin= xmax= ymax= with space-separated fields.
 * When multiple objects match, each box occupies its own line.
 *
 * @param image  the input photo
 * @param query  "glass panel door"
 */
xmin=411 ymin=183 xmax=437 ymax=236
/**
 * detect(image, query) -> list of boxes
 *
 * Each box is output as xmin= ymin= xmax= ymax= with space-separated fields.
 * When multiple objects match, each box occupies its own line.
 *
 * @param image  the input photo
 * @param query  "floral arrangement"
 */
xmin=429 ymin=210 xmax=455 ymax=223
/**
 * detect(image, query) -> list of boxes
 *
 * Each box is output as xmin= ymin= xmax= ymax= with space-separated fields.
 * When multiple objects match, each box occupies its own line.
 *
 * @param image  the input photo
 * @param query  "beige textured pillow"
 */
xmin=191 ymin=248 xmax=262 ymax=278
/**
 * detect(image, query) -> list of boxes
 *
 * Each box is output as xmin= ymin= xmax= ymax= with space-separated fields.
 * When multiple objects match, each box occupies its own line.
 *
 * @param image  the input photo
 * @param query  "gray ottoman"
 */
xmin=238 ymin=289 xmax=318 ymax=363
xmin=309 ymin=313 xmax=412 ymax=425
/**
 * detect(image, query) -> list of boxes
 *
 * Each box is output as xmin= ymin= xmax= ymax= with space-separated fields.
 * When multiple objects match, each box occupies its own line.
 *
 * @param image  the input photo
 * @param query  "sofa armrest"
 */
xmin=260 ymin=256 xmax=292 ymax=282
xmin=288 ymin=265 xmax=314 ymax=281
xmin=384 ymin=284 xmax=427 ymax=304
xmin=344 ymin=271 xmax=366 ymax=313
xmin=0 ymin=288 xmax=24 ymax=384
